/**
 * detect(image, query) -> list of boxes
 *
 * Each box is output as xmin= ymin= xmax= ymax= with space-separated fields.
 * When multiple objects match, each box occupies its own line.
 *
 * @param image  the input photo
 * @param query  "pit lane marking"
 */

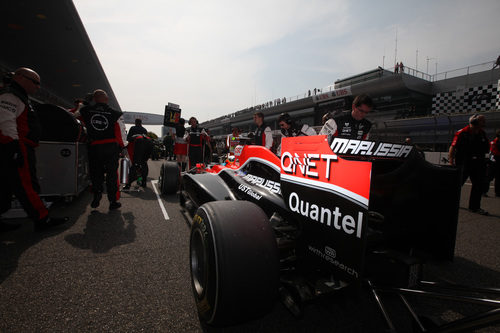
xmin=151 ymin=180 xmax=170 ymax=220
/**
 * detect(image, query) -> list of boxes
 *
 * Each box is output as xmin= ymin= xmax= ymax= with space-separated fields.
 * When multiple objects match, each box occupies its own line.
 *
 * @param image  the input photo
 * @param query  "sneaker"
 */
xmin=91 ymin=192 xmax=102 ymax=208
xmin=109 ymin=201 xmax=122 ymax=210
xmin=35 ymin=217 xmax=69 ymax=232
xmin=0 ymin=221 xmax=21 ymax=233
xmin=469 ymin=208 xmax=489 ymax=215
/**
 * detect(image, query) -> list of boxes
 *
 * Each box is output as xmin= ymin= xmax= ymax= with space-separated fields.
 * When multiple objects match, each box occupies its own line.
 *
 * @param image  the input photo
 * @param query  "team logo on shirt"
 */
xmin=91 ymin=114 xmax=109 ymax=131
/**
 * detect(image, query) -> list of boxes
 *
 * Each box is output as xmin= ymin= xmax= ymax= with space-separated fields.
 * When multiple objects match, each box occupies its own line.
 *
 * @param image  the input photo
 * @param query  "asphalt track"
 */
xmin=1 ymin=160 xmax=499 ymax=332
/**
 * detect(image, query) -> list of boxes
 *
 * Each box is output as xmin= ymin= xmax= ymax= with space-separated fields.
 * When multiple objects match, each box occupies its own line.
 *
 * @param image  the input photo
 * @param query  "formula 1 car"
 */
xmin=158 ymin=136 xmax=500 ymax=331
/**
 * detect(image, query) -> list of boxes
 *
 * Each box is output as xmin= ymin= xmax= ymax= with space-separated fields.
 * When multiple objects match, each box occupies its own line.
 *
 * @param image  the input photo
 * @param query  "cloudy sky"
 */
xmin=73 ymin=0 xmax=500 ymax=125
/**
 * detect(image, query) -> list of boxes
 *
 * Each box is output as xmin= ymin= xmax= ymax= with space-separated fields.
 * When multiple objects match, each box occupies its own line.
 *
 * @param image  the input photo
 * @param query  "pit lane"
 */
xmin=0 ymin=160 xmax=499 ymax=332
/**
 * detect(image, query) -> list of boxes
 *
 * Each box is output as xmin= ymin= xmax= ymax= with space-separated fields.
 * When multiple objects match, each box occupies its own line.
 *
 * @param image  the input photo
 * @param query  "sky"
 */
xmin=73 ymin=0 xmax=500 ymax=130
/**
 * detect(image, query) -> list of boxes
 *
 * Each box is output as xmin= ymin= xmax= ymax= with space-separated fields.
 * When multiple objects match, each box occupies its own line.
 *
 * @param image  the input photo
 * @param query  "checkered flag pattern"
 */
xmin=432 ymin=84 xmax=498 ymax=114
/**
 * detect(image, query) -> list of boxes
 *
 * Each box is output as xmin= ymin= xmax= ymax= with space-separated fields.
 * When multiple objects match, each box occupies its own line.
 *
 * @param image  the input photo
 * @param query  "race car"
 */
xmin=158 ymin=136 xmax=499 ymax=331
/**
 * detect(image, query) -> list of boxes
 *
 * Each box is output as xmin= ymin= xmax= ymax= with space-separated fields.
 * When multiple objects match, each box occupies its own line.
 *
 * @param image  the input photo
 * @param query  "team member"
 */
xmin=489 ymin=129 xmax=500 ymax=197
xmin=320 ymin=94 xmax=374 ymax=139
xmin=0 ymin=68 xmax=68 ymax=232
xmin=123 ymin=134 xmax=153 ymax=190
xmin=276 ymin=113 xmax=316 ymax=156
xmin=80 ymin=89 xmax=126 ymax=210
xmin=448 ymin=114 xmax=490 ymax=215
xmin=253 ymin=112 xmax=273 ymax=149
xmin=186 ymin=117 xmax=207 ymax=169
xmin=226 ymin=127 xmax=241 ymax=155
xmin=127 ymin=118 xmax=148 ymax=142
xmin=174 ymin=118 xmax=188 ymax=171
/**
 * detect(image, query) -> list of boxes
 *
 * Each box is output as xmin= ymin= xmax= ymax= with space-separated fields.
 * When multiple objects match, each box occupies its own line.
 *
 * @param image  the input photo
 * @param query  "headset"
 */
xmin=278 ymin=113 xmax=292 ymax=125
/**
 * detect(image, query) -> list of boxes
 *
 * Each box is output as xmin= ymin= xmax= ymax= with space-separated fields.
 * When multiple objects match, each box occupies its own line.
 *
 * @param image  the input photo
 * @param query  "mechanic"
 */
xmin=0 ymin=67 xmax=68 ymax=232
xmin=123 ymin=134 xmax=153 ymax=190
xmin=80 ymin=89 xmax=126 ymax=210
xmin=252 ymin=112 xmax=273 ymax=150
xmin=277 ymin=113 xmax=317 ymax=156
xmin=226 ymin=127 xmax=241 ymax=154
xmin=187 ymin=117 xmax=207 ymax=169
xmin=319 ymin=94 xmax=374 ymax=140
xmin=127 ymin=118 xmax=148 ymax=142
xmin=174 ymin=118 xmax=188 ymax=171
xmin=490 ymin=129 xmax=500 ymax=197
xmin=448 ymin=114 xmax=490 ymax=215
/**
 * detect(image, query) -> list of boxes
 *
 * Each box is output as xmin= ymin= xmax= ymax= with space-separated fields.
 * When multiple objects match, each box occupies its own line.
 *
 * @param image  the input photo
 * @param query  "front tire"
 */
xmin=190 ymin=201 xmax=279 ymax=326
xmin=158 ymin=161 xmax=179 ymax=195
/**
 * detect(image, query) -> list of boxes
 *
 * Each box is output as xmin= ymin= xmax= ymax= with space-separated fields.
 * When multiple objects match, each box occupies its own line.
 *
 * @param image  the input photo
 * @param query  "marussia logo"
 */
xmin=330 ymin=138 xmax=413 ymax=158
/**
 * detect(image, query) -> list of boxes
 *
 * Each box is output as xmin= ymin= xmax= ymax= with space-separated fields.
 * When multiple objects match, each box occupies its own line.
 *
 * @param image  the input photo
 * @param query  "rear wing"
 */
xmin=280 ymin=136 xmax=460 ymax=282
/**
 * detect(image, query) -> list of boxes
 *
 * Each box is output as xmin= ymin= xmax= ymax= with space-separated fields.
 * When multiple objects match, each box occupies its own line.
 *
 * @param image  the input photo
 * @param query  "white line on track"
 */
xmin=151 ymin=180 xmax=170 ymax=220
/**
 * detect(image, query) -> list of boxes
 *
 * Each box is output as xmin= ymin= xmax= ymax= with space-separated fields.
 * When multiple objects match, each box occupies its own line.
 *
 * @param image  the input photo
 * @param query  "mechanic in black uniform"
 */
xmin=276 ymin=112 xmax=317 ymax=156
xmin=319 ymin=94 xmax=374 ymax=140
xmin=252 ymin=112 xmax=273 ymax=149
xmin=0 ymin=68 xmax=68 ymax=232
xmin=187 ymin=117 xmax=207 ymax=169
xmin=123 ymin=134 xmax=153 ymax=190
xmin=448 ymin=114 xmax=490 ymax=215
xmin=80 ymin=89 xmax=126 ymax=210
xmin=127 ymin=118 xmax=148 ymax=142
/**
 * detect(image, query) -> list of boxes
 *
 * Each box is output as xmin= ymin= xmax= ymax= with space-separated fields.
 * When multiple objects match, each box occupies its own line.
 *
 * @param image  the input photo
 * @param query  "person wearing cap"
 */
xmin=449 ymin=114 xmax=490 ymax=215
xmin=0 ymin=68 xmax=68 ymax=232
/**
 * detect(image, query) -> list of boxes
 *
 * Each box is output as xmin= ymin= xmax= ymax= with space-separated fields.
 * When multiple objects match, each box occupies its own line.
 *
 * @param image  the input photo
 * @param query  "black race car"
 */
xmin=158 ymin=136 xmax=500 ymax=331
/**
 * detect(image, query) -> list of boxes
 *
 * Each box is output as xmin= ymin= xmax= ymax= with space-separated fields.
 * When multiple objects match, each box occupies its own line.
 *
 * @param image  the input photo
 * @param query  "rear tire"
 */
xmin=158 ymin=162 xmax=179 ymax=194
xmin=190 ymin=201 xmax=279 ymax=326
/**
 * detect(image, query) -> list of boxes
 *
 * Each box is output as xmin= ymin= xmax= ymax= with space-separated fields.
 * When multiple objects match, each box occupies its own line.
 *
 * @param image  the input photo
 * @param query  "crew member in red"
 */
xmin=319 ymin=94 xmax=373 ymax=140
xmin=253 ymin=112 xmax=273 ymax=149
xmin=80 ymin=89 xmax=126 ymax=210
xmin=0 ymin=68 xmax=68 ymax=232
xmin=123 ymin=134 xmax=153 ymax=190
xmin=449 ymin=114 xmax=490 ymax=215
xmin=186 ymin=117 xmax=207 ymax=169
xmin=490 ymin=129 xmax=500 ymax=197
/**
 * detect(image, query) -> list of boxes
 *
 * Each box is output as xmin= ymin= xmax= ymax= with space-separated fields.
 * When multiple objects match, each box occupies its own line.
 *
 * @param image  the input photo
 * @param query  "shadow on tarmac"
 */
xmin=65 ymin=211 xmax=136 ymax=254
xmin=0 ymin=194 xmax=86 ymax=284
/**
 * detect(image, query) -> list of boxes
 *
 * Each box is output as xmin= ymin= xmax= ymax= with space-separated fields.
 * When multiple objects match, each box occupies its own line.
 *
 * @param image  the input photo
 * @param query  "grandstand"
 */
xmin=201 ymin=62 xmax=500 ymax=152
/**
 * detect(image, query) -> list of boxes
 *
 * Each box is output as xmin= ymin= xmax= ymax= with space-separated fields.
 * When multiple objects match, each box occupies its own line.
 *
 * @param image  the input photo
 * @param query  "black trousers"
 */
xmin=88 ymin=143 xmax=120 ymax=202
xmin=188 ymin=145 xmax=203 ymax=169
xmin=459 ymin=159 xmax=486 ymax=211
xmin=128 ymin=138 xmax=153 ymax=185
xmin=0 ymin=143 xmax=48 ymax=222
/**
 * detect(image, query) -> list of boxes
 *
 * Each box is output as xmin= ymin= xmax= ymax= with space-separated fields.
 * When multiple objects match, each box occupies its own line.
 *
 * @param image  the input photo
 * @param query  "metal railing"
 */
xmin=383 ymin=61 xmax=496 ymax=82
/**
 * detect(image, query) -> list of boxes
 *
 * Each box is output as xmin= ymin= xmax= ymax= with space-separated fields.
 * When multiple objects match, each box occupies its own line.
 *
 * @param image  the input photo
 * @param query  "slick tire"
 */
xmin=159 ymin=162 xmax=179 ymax=195
xmin=190 ymin=201 xmax=279 ymax=326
